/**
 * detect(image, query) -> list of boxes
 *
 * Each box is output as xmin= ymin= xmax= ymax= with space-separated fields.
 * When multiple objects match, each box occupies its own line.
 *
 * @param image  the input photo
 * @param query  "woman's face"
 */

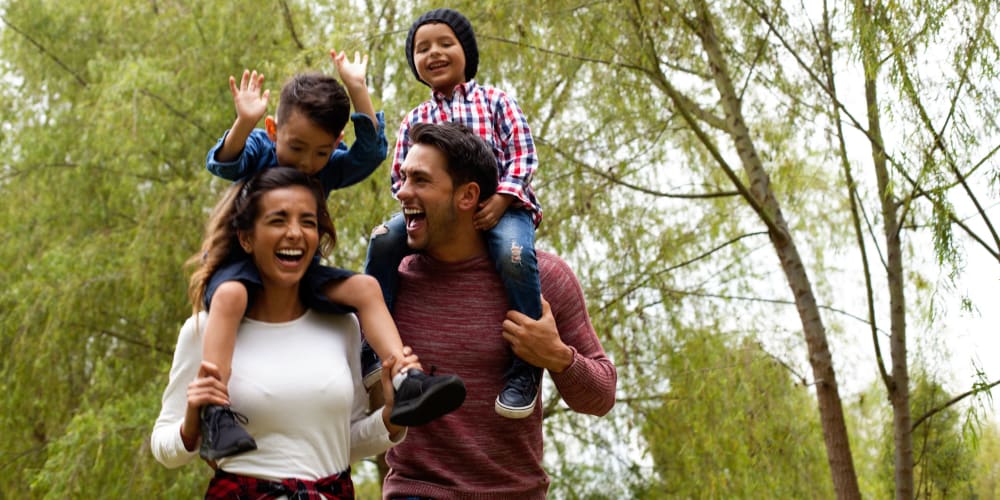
xmin=239 ymin=185 xmax=320 ymax=292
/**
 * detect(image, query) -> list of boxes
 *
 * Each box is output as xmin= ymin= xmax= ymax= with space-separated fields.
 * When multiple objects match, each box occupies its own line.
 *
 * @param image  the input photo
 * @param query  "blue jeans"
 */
xmin=364 ymin=208 xmax=542 ymax=320
xmin=204 ymin=255 xmax=356 ymax=314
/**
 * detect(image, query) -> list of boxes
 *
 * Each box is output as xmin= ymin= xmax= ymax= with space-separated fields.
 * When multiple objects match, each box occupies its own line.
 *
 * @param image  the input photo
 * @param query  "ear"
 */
xmin=237 ymin=230 xmax=253 ymax=254
xmin=455 ymin=182 xmax=481 ymax=212
xmin=333 ymin=130 xmax=345 ymax=150
xmin=264 ymin=116 xmax=277 ymax=142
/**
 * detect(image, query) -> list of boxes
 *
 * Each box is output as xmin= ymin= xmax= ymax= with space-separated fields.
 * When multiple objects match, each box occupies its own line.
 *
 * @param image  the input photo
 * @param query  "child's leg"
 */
xmin=202 ymin=281 xmax=247 ymax=385
xmin=319 ymin=271 xmax=466 ymax=427
xmin=485 ymin=208 xmax=544 ymax=419
xmin=486 ymin=208 xmax=542 ymax=318
xmin=363 ymin=212 xmax=411 ymax=312
xmin=324 ymin=274 xmax=409 ymax=375
xmin=198 ymin=260 xmax=260 ymax=460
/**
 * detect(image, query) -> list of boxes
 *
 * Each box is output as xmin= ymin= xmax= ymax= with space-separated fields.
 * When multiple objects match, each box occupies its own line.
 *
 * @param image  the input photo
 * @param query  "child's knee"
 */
xmin=496 ymin=242 xmax=537 ymax=276
xmin=346 ymin=274 xmax=382 ymax=300
xmin=212 ymin=281 xmax=249 ymax=312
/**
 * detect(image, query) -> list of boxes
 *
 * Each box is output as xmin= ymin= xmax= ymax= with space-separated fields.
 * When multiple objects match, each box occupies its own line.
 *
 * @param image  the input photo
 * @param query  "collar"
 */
xmin=431 ymin=80 xmax=477 ymax=104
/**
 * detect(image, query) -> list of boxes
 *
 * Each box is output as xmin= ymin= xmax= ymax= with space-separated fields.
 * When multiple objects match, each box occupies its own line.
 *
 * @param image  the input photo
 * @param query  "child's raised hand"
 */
xmin=330 ymin=49 xmax=368 ymax=89
xmin=228 ymin=69 xmax=270 ymax=124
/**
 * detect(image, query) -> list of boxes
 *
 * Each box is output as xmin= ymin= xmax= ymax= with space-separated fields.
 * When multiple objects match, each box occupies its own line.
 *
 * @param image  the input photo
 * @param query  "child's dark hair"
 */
xmin=276 ymin=73 xmax=350 ymax=137
xmin=409 ymin=122 xmax=497 ymax=202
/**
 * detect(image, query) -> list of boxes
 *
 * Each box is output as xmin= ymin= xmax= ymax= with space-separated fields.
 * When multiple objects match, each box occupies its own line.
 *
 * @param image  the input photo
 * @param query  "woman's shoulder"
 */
xmin=175 ymin=311 xmax=208 ymax=341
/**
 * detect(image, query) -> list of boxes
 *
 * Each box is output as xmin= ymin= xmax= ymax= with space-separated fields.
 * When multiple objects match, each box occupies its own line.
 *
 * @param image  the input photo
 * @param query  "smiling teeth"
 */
xmin=403 ymin=208 xmax=424 ymax=215
xmin=276 ymin=249 xmax=304 ymax=257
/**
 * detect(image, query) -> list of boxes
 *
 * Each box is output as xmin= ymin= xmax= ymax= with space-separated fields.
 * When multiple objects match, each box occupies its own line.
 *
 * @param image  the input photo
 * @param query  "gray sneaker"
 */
xmin=495 ymin=362 xmax=541 ymax=419
xmin=199 ymin=405 xmax=257 ymax=461
xmin=389 ymin=368 xmax=466 ymax=426
xmin=360 ymin=340 xmax=382 ymax=390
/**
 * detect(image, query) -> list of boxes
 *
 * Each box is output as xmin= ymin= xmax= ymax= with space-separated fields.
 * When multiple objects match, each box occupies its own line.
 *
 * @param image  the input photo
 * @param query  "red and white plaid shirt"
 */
xmin=392 ymin=80 xmax=542 ymax=226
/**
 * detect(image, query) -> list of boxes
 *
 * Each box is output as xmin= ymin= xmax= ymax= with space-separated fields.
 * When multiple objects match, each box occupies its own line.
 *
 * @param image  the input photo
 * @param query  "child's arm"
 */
xmin=473 ymin=193 xmax=517 ymax=230
xmin=331 ymin=50 xmax=377 ymax=127
xmin=473 ymin=91 xmax=538 ymax=230
xmin=213 ymin=70 xmax=271 ymax=163
xmin=312 ymin=52 xmax=388 ymax=193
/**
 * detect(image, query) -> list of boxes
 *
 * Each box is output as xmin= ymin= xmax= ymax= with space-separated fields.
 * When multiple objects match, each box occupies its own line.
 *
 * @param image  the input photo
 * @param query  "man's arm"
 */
xmin=501 ymin=253 xmax=617 ymax=416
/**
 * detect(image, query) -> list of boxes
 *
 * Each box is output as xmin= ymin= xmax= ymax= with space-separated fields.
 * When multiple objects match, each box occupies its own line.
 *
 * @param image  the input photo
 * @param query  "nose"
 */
xmin=286 ymin=221 xmax=303 ymax=240
xmin=396 ymin=179 xmax=413 ymax=202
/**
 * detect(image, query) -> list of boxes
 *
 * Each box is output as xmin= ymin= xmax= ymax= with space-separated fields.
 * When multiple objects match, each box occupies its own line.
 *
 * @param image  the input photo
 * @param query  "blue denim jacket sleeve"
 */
xmin=205 ymin=129 xmax=276 ymax=181
xmin=317 ymin=111 xmax=387 ymax=195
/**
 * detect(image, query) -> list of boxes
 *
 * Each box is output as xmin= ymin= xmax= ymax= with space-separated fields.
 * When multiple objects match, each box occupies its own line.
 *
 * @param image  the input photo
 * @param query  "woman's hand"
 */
xmin=180 ymin=361 xmax=229 ymax=451
xmin=380 ymin=346 xmax=419 ymax=437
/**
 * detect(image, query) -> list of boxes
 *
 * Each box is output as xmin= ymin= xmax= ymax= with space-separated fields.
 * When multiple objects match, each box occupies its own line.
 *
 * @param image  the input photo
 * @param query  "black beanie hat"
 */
xmin=405 ymin=8 xmax=479 ymax=86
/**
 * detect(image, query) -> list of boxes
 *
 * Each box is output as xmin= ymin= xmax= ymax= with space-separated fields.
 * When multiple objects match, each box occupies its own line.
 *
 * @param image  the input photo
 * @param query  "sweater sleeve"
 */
xmin=540 ymin=253 xmax=617 ymax=416
xmin=150 ymin=315 xmax=203 ymax=468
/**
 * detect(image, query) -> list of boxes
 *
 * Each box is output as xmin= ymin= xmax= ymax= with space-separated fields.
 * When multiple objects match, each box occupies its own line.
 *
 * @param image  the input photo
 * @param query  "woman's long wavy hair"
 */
xmin=185 ymin=167 xmax=336 ymax=315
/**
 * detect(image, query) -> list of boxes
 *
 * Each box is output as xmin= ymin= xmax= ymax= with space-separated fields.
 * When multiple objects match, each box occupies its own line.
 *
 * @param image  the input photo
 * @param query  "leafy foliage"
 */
xmin=1 ymin=0 xmax=997 ymax=497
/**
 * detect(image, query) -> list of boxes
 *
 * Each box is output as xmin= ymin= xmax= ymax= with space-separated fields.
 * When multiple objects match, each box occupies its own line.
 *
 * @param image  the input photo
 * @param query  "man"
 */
xmin=381 ymin=122 xmax=617 ymax=499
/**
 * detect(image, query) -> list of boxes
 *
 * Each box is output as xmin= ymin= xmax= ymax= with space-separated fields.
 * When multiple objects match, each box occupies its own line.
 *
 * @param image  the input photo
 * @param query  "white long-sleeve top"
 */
xmin=151 ymin=310 xmax=401 ymax=481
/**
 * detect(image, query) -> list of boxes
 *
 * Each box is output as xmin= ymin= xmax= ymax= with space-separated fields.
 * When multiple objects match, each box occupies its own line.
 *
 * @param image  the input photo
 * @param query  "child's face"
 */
xmin=271 ymin=110 xmax=340 ymax=176
xmin=412 ymin=22 xmax=467 ymax=93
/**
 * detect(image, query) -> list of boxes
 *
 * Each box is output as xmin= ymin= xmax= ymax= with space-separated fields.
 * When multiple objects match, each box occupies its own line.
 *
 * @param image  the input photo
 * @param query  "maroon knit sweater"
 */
xmin=382 ymin=251 xmax=617 ymax=500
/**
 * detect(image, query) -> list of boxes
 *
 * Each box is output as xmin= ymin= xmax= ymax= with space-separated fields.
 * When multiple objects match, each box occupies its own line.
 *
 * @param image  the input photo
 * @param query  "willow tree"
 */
xmin=0 ymin=0 xmax=390 ymax=496
xmin=486 ymin=0 xmax=1000 ymax=497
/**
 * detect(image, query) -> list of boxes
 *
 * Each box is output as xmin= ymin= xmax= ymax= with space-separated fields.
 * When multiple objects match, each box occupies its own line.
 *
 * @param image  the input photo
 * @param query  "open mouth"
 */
xmin=403 ymin=207 xmax=426 ymax=230
xmin=427 ymin=60 xmax=448 ymax=71
xmin=275 ymin=248 xmax=305 ymax=264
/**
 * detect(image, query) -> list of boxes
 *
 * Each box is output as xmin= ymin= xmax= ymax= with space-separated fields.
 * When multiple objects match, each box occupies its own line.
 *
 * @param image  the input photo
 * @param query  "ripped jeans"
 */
xmin=363 ymin=208 xmax=541 ymax=320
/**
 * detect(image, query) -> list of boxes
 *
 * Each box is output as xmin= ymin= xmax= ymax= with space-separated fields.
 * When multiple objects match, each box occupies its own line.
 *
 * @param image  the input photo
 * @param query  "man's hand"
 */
xmin=502 ymin=297 xmax=574 ymax=373
xmin=474 ymin=193 xmax=515 ymax=230
xmin=228 ymin=69 xmax=270 ymax=124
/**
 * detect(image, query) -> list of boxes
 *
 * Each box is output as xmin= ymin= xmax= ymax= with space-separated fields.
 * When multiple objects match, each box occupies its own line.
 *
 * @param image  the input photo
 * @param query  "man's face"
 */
xmin=396 ymin=143 xmax=459 ymax=253
xmin=412 ymin=22 xmax=466 ymax=94
xmin=271 ymin=110 xmax=339 ymax=176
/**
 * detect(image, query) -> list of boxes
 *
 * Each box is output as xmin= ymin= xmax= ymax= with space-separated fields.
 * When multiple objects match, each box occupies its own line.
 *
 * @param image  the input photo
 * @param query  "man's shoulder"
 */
xmin=537 ymin=249 xmax=575 ymax=277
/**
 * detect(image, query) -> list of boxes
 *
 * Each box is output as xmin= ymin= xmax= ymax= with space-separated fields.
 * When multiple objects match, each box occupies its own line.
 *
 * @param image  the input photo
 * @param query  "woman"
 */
xmin=151 ymin=167 xmax=408 ymax=498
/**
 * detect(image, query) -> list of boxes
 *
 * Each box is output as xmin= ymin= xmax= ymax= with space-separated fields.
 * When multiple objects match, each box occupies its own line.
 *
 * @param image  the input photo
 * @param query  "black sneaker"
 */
xmin=389 ymin=368 xmax=466 ymax=426
xmin=199 ymin=404 xmax=257 ymax=461
xmin=360 ymin=340 xmax=382 ymax=390
xmin=495 ymin=362 xmax=542 ymax=419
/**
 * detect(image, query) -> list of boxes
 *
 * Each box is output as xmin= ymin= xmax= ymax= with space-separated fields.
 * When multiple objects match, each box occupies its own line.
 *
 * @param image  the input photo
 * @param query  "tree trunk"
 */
xmin=861 ymin=44 xmax=914 ymax=500
xmin=693 ymin=2 xmax=861 ymax=497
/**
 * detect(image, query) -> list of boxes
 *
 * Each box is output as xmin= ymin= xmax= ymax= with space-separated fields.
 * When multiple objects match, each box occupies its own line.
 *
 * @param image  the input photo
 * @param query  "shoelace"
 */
xmin=507 ymin=372 xmax=538 ymax=393
xmin=212 ymin=407 xmax=250 ymax=433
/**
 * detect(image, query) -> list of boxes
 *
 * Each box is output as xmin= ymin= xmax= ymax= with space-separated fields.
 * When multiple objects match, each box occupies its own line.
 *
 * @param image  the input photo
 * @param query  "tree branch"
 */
xmin=911 ymin=378 xmax=1000 ymax=431
xmin=0 ymin=16 xmax=88 ymax=86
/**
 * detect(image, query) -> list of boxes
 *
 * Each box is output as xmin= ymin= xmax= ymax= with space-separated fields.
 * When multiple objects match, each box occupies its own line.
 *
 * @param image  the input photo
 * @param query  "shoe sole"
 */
xmin=494 ymin=397 xmax=536 ymax=419
xmin=390 ymin=376 xmax=466 ymax=426
xmin=363 ymin=366 xmax=383 ymax=390
xmin=199 ymin=439 xmax=257 ymax=461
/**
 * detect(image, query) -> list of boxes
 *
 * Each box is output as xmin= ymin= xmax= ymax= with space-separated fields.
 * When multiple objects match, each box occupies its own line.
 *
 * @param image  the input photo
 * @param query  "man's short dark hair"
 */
xmin=276 ymin=73 xmax=350 ymax=138
xmin=409 ymin=122 xmax=497 ymax=201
